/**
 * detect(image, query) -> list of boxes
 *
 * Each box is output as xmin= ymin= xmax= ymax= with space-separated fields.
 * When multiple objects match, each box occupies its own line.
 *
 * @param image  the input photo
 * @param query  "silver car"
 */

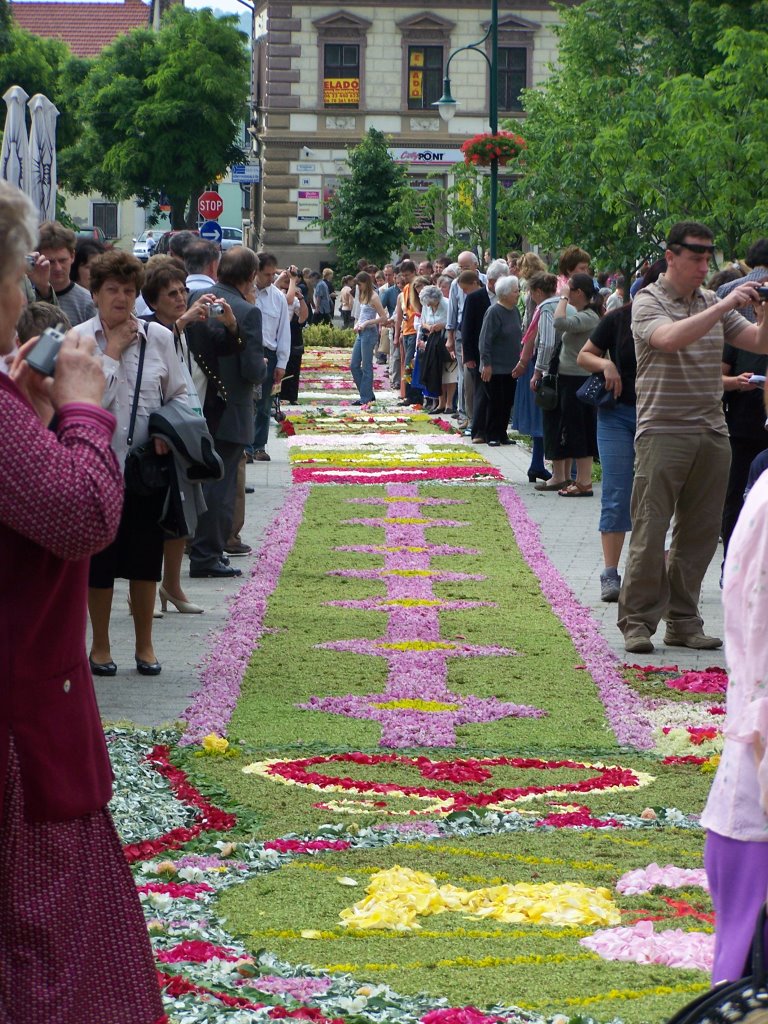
xmin=220 ymin=226 xmax=243 ymax=251
xmin=132 ymin=230 xmax=159 ymax=262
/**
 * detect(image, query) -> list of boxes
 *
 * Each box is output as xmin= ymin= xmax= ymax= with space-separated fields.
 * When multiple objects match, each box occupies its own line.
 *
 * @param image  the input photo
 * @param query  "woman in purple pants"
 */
xmin=702 ymin=459 xmax=768 ymax=982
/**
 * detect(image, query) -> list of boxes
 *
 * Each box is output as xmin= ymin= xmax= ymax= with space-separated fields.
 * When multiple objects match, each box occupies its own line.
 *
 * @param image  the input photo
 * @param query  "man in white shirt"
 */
xmin=185 ymin=239 xmax=220 ymax=292
xmin=252 ymin=251 xmax=290 ymax=461
xmin=446 ymin=251 xmax=486 ymax=426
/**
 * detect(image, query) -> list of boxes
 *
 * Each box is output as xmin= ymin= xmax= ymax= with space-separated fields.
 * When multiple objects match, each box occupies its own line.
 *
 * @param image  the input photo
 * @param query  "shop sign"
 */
xmin=323 ymin=78 xmax=360 ymax=105
xmin=388 ymin=148 xmax=464 ymax=166
xmin=297 ymin=189 xmax=322 ymax=221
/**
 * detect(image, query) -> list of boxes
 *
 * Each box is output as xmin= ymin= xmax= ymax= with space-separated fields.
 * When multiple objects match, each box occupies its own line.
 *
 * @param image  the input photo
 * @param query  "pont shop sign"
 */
xmin=388 ymin=148 xmax=463 ymax=166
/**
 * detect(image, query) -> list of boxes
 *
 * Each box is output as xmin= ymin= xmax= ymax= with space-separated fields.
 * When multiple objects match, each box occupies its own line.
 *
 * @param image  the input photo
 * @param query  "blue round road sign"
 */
xmin=200 ymin=220 xmax=223 ymax=244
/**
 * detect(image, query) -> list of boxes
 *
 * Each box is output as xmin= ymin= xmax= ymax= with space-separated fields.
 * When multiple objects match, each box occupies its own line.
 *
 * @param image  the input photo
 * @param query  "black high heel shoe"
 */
xmin=527 ymin=469 xmax=553 ymax=483
xmin=89 ymin=656 xmax=117 ymax=677
xmin=135 ymin=657 xmax=162 ymax=676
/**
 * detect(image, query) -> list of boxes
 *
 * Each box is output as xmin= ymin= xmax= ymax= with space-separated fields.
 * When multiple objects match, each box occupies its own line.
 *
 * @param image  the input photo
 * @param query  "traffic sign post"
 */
xmin=199 ymin=220 xmax=223 ymax=245
xmin=198 ymin=190 xmax=224 ymax=220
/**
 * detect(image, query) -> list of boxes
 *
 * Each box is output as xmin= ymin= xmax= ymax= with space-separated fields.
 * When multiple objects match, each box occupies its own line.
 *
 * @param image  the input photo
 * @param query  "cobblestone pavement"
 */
xmin=94 ymin=415 xmax=725 ymax=728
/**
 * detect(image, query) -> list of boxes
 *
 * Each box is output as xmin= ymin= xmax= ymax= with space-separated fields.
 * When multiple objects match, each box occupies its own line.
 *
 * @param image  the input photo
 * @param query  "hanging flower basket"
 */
xmin=461 ymin=131 xmax=526 ymax=168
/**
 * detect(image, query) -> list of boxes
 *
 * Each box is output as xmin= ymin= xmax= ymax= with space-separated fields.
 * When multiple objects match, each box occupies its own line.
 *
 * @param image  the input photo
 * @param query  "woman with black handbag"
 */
xmin=575 ymin=259 xmax=666 ymax=602
xmin=74 ymin=250 xmax=187 ymax=676
xmin=544 ymin=272 xmax=603 ymax=497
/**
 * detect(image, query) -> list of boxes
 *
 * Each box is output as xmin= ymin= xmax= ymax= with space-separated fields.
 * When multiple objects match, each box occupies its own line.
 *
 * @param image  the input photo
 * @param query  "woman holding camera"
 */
xmin=276 ymin=266 xmax=309 ymax=404
xmin=0 ymin=181 xmax=165 ymax=1023
xmin=349 ymin=271 xmax=388 ymax=405
xmin=142 ymin=261 xmax=237 ymax=614
xmin=75 ymin=250 xmax=188 ymax=676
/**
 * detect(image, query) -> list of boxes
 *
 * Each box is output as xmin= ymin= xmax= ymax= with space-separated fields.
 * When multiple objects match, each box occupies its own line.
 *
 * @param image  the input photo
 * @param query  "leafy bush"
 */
xmin=303 ymin=324 xmax=356 ymax=349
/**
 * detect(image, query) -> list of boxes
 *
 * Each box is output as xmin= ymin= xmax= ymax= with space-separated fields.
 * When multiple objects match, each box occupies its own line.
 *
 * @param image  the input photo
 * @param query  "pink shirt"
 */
xmin=701 ymin=470 xmax=768 ymax=841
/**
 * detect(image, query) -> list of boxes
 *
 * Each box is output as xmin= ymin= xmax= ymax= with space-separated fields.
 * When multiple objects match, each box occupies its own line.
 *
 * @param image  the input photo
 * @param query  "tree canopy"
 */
xmin=60 ymin=6 xmax=249 ymax=227
xmin=324 ymin=129 xmax=412 ymax=271
xmin=511 ymin=0 xmax=768 ymax=270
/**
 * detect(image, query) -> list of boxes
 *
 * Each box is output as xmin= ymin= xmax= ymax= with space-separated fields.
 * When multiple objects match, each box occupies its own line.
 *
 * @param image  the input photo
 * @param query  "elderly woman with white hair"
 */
xmin=474 ymin=274 xmax=523 ymax=446
xmin=415 ymin=283 xmax=453 ymax=412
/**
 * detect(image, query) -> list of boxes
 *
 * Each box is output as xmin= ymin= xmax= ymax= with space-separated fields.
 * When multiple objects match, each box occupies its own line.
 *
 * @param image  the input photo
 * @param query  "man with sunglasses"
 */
xmin=619 ymin=221 xmax=768 ymax=654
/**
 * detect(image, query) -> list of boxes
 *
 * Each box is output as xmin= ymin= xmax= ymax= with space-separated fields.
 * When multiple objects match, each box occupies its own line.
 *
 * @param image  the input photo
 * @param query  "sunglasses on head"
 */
xmin=672 ymin=241 xmax=716 ymax=256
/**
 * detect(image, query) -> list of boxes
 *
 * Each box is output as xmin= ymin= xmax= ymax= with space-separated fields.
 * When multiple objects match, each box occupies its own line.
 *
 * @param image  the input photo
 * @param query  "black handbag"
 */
xmin=576 ymin=372 xmax=617 ymax=408
xmin=666 ymin=905 xmax=768 ymax=1023
xmin=534 ymin=373 xmax=559 ymax=411
xmin=534 ymin=340 xmax=561 ymax=411
xmin=123 ymin=337 xmax=170 ymax=497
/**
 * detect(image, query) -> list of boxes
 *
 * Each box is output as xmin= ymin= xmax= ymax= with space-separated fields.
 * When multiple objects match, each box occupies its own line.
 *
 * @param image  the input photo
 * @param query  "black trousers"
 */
xmin=473 ymin=373 xmax=516 ymax=442
xmin=190 ymin=439 xmax=243 ymax=570
xmin=722 ymin=433 xmax=768 ymax=555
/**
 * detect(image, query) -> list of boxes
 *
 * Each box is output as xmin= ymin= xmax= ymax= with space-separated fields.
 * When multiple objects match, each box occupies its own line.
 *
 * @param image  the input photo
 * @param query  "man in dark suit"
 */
xmin=459 ymin=260 xmax=509 ymax=441
xmin=186 ymin=247 xmax=265 ymax=578
xmin=457 ymin=269 xmax=489 ymax=438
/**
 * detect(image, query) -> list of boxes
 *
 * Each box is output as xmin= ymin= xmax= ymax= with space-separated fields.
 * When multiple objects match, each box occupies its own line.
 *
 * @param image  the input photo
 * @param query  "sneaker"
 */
xmin=600 ymin=571 xmax=621 ymax=603
xmin=663 ymin=630 xmax=723 ymax=650
xmin=624 ymin=632 xmax=655 ymax=654
xmin=253 ymin=449 xmax=271 ymax=462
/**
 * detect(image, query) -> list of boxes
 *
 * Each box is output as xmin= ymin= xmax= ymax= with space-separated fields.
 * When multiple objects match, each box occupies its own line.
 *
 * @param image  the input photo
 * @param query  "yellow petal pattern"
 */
xmin=339 ymin=865 xmax=620 ymax=932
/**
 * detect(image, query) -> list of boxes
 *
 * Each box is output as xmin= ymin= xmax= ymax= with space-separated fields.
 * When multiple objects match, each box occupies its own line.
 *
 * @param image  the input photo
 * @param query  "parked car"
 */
xmin=132 ymin=229 xmax=160 ymax=262
xmin=76 ymin=226 xmax=107 ymax=243
xmin=154 ymin=229 xmax=200 ymax=256
xmin=221 ymin=226 xmax=243 ymax=251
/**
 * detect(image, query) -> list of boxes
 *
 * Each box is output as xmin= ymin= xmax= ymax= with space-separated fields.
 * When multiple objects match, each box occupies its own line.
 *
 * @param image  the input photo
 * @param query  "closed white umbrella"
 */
xmin=1 ymin=85 xmax=30 ymax=193
xmin=28 ymin=93 xmax=59 ymax=222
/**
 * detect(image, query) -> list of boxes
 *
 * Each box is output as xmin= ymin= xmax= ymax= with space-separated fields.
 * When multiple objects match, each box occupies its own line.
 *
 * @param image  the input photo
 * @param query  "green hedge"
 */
xmin=303 ymin=324 xmax=357 ymax=348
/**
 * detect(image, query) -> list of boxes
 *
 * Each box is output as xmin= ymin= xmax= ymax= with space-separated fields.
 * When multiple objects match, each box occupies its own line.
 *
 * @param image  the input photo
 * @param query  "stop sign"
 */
xmin=198 ymin=190 xmax=224 ymax=220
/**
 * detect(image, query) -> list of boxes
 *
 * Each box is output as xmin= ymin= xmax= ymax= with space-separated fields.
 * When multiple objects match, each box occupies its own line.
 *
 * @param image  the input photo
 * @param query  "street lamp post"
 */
xmin=433 ymin=0 xmax=499 ymax=259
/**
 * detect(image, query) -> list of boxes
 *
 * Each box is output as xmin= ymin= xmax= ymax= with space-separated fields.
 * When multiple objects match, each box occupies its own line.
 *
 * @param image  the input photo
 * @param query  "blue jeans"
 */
xmin=253 ymin=348 xmax=278 ymax=450
xmin=596 ymin=402 xmax=636 ymax=533
xmin=350 ymin=326 xmax=377 ymax=403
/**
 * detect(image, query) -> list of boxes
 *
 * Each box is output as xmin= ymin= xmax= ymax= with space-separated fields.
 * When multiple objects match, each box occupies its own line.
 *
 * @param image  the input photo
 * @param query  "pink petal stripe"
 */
xmin=497 ymin=485 xmax=653 ymax=749
xmin=179 ymin=484 xmax=311 ymax=744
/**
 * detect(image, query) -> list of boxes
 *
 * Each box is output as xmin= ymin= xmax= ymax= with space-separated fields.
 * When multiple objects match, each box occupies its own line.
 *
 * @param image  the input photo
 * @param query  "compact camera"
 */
xmin=25 ymin=324 xmax=67 ymax=377
xmin=755 ymin=285 xmax=768 ymax=301
xmin=25 ymin=254 xmax=37 ymax=268
xmin=207 ymin=302 xmax=224 ymax=318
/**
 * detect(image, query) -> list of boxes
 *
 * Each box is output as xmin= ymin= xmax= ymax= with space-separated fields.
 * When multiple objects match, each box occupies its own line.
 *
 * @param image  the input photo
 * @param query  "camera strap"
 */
xmin=126 ymin=336 xmax=147 ymax=449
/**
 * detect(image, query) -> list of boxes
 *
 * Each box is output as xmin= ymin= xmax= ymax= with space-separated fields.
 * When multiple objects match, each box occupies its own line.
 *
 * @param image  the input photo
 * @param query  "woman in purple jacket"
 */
xmin=0 ymin=182 xmax=165 ymax=1023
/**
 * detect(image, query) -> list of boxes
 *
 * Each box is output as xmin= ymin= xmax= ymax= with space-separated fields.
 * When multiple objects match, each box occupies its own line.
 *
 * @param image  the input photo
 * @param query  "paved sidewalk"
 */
xmin=92 ymin=440 xmax=292 ymax=726
xmin=481 ymin=438 xmax=725 ymax=673
xmin=94 ymin=415 xmax=726 ymax=728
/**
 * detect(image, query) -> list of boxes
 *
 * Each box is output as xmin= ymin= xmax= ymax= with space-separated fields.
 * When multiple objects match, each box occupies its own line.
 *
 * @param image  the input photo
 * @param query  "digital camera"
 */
xmin=25 ymin=324 xmax=67 ymax=377
xmin=207 ymin=302 xmax=224 ymax=318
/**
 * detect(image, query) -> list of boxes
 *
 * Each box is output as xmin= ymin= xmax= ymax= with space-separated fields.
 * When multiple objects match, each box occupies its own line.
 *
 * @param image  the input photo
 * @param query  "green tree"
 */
xmin=0 ymin=24 xmax=86 ymax=159
xmin=595 ymin=26 xmax=768 ymax=258
xmin=0 ymin=0 xmax=13 ymax=54
xmin=404 ymin=161 xmax=524 ymax=259
xmin=510 ymin=0 xmax=768 ymax=272
xmin=0 ymin=25 xmax=68 ymax=108
xmin=324 ymin=129 xmax=412 ymax=270
xmin=60 ymin=6 xmax=249 ymax=227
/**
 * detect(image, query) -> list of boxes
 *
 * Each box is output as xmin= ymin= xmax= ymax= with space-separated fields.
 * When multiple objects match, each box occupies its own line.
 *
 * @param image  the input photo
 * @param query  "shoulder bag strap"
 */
xmin=126 ymin=336 xmax=147 ymax=449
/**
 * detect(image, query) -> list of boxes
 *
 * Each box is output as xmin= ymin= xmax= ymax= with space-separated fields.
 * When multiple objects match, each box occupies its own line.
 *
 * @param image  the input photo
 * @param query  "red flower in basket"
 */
xmin=461 ymin=131 xmax=526 ymax=168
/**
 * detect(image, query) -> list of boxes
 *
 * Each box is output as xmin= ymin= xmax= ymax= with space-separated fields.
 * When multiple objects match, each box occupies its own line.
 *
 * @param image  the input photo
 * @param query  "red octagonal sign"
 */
xmin=198 ymin=190 xmax=224 ymax=220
